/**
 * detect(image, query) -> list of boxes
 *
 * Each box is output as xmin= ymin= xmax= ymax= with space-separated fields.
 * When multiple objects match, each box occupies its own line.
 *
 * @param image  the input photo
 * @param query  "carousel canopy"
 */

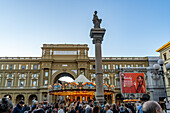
xmin=73 ymin=73 xmax=91 ymax=84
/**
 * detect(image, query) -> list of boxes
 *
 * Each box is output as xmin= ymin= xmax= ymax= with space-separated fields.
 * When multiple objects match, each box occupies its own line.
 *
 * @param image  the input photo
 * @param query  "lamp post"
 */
xmin=153 ymin=59 xmax=170 ymax=107
xmin=121 ymin=73 xmax=125 ymax=100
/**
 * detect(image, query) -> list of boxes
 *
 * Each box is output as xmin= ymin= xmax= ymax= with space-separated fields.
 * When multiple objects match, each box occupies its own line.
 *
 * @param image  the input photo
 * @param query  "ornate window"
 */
xmin=14 ymin=64 xmax=16 ymax=70
xmin=26 ymin=64 xmax=28 ymax=70
xmin=33 ymin=81 xmax=37 ymax=87
xmin=7 ymin=81 xmax=11 ymax=87
xmin=9 ymin=74 xmax=12 ymax=78
xmin=19 ymin=64 xmax=21 ymax=69
xmin=113 ymin=65 xmax=115 ymax=69
xmin=93 ymin=65 xmax=95 ymax=70
xmin=6 ymin=64 xmax=9 ymax=70
xmin=108 ymin=64 xmax=110 ymax=69
xmin=45 ymin=72 xmax=48 ymax=77
xmin=34 ymin=74 xmax=37 ymax=78
xmin=20 ymin=81 xmax=24 ymax=87
xmin=1 ymin=64 xmax=4 ymax=70
xmin=22 ymin=65 xmax=25 ymax=70
xmin=90 ymin=65 xmax=92 ymax=70
xmin=38 ymin=65 xmax=40 ymax=70
xmin=34 ymin=65 xmax=37 ymax=70
xmin=44 ymin=80 xmax=48 ymax=85
xmin=116 ymin=80 xmax=120 ymax=86
xmin=21 ymin=74 xmax=25 ymax=78
xmin=10 ymin=65 xmax=12 ymax=70
xmin=116 ymin=65 xmax=119 ymax=69
xmin=104 ymin=65 xmax=107 ymax=69
xmin=31 ymin=64 xmax=33 ymax=69
xmin=163 ymin=53 xmax=167 ymax=60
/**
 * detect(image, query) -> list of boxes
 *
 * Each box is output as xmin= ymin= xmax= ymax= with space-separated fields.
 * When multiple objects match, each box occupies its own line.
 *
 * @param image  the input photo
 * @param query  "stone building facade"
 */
xmin=0 ymin=44 xmax=164 ymax=105
xmin=156 ymin=41 xmax=170 ymax=100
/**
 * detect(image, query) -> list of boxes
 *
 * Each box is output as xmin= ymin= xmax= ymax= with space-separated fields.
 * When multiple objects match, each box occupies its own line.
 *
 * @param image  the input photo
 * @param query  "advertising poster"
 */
xmin=120 ymin=73 xmax=146 ymax=93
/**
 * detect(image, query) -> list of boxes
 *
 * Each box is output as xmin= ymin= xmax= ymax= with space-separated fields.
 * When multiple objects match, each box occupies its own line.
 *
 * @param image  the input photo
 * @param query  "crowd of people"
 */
xmin=0 ymin=97 xmax=164 ymax=113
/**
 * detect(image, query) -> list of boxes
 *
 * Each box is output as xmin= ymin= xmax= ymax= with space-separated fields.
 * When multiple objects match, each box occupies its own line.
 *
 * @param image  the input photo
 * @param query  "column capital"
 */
xmin=90 ymin=28 xmax=106 ymax=44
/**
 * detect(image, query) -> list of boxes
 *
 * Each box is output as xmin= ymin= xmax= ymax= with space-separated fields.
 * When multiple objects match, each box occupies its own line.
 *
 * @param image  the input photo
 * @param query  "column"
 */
xmin=75 ymin=96 xmax=77 ymax=101
xmin=39 ymin=92 xmax=43 ymax=102
xmin=40 ymin=69 xmax=44 ymax=86
xmin=90 ymin=96 xmax=92 ymax=99
xmin=80 ymin=96 xmax=82 ymax=102
xmin=48 ymin=69 xmax=52 ymax=85
xmin=112 ymin=74 xmax=115 ymax=85
xmin=27 ymin=72 xmax=30 ymax=87
xmin=90 ymin=28 xmax=106 ymax=104
xmin=85 ymin=96 xmax=87 ymax=101
xmin=112 ymin=93 xmax=115 ymax=103
xmin=47 ymin=92 xmax=52 ymax=104
xmin=25 ymin=94 xmax=28 ymax=105
xmin=14 ymin=72 xmax=18 ymax=87
xmin=2 ymin=72 xmax=5 ymax=86
xmin=110 ymin=74 xmax=113 ymax=85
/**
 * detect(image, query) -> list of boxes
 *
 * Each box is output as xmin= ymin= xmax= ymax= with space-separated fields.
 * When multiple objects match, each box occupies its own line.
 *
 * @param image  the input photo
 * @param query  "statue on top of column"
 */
xmin=93 ymin=11 xmax=102 ymax=28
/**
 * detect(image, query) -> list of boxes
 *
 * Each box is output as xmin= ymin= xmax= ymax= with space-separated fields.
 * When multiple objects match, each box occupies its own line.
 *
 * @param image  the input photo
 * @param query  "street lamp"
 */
xmin=153 ymin=59 xmax=170 ymax=104
xmin=121 ymin=73 xmax=125 ymax=100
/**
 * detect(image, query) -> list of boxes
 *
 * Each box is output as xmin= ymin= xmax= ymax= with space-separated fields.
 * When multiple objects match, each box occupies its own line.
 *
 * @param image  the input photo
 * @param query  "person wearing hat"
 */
xmin=12 ymin=100 xmax=25 ymax=113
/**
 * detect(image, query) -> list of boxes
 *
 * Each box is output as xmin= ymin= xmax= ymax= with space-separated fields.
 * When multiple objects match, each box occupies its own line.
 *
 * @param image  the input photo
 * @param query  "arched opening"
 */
xmin=115 ymin=94 xmax=124 ymax=105
xmin=28 ymin=95 xmax=38 ymax=105
xmin=16 ymin=95 xmax=25 ymax=104
xmin=53 ymin=72 xmax=75 ymax=84
xmin=4 ymin=94 xmax=12 ymax=100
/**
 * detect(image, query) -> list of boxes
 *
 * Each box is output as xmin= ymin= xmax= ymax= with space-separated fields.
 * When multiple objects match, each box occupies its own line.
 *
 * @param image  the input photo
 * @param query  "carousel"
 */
xmin=48 ymin=73 xmax=115 ymax=103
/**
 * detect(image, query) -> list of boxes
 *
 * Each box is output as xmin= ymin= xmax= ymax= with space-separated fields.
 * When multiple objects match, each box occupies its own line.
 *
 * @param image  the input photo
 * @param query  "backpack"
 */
xmin=138 ymin=105 xmax=143 ymax=113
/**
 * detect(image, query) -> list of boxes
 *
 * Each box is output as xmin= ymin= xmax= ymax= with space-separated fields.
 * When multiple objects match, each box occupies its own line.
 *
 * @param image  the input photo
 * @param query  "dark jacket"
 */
xmin=111 ymin=109 xmax=118 ymax=113
xmin=12 ymin=104 xmax=23 ymax=113
xmin=68 ymin=110 xmax=76 ymax=113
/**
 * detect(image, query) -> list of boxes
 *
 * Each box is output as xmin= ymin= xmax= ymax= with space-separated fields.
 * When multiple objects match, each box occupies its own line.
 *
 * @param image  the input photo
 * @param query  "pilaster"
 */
xmin=27 ymin=72 xmax=30 ymax=87
xmin=14 ymin=72 xmax=18 ymax=87
xmin=2 ymin=72 xmax=5 ymax=86
xmin=40 ymin=69 xmax=44 ymax=86
xmin=48 ymin=69 xmax=52 ymax=85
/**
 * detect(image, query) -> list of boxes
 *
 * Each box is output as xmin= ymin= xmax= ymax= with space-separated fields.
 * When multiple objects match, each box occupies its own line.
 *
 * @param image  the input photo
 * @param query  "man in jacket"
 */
xmin=12 ymin=100 xmax=24 ymax=113
xmin=85 ymin=99 xmax=93 ymax=113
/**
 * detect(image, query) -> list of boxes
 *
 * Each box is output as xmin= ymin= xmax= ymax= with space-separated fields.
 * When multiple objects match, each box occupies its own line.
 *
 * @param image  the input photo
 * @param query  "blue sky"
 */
xmin=0 ymin=0 xmax=169 ymax=57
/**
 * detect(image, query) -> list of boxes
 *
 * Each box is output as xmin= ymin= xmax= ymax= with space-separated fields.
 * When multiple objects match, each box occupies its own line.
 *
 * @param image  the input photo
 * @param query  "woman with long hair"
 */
xmin=134 ymin=75 xmax=146 ymax=93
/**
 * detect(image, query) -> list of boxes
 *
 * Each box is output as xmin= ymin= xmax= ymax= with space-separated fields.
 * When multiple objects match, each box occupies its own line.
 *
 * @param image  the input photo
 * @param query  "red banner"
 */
xmin=120 ymin=73 xmax=146 ymax=93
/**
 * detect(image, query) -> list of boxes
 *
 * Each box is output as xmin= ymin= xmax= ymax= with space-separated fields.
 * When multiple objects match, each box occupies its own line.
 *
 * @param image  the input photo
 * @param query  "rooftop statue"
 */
xmin=93 ymin=11 xmax=102 ymax=28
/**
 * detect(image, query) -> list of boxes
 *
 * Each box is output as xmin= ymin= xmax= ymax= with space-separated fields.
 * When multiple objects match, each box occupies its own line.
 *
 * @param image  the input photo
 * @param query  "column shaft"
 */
xmin=40 ymin=69 xmax=44 ymax=86
xmin=14 ymin=72 xmax=18 ymax=87
xmin=27 ymin=72 xmax=30 ymax=87
xmin=48 ymin=69 xmax=52 ymax=85
xmin=2 ymin=72 xmax=5 ymax=86
xmin=95 ymin=42 xmax=104 ymax=103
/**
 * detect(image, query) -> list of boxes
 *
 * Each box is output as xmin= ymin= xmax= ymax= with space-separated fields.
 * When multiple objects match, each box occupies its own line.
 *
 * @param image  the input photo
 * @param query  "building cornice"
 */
xmin=156 ymin=41 xmax=170 ymax=52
